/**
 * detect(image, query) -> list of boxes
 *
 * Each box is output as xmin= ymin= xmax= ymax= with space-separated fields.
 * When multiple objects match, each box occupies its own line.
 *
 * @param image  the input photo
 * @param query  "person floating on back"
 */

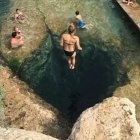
xmin=10 ymin=32 xmax=24 ymax=50
xmin=75 ymin=10 xmax=86 ymax=29
xmin=14 ymin=9 xmax=25 ymax=24
xmin=60 ymin=23 xmax=82 ymax=69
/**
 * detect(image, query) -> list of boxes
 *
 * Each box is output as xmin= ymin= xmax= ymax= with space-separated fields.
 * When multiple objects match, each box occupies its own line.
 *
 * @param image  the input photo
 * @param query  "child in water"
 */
xmin=75 ymin=10 xmax=86 ymax=29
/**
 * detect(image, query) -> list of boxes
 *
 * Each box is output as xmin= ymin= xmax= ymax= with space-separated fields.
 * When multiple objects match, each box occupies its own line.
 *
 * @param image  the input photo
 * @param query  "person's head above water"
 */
xmin=75 ymin=10 xmax=80 ymax=15
xmin=12 ymin=32 xmax=17 ymax=38
xmin=16 ymin=9 xmax=20 ymax=12
xmin=68 ymin=24 xmax=76 ymax=34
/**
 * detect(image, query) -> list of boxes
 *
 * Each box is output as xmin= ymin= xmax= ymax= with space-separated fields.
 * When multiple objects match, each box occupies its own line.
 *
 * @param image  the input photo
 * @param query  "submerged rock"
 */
xmin=114 ymin=65 xmax=140 ymax=124
xmin=68 ymin=97 xmax=140 ymax=140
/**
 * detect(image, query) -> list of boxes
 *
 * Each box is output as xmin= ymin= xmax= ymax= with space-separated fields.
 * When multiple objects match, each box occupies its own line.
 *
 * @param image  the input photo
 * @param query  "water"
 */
xmin=19 ymin=0 xmax=128 ymax=120
xmin=20 ymin=0 xmax=139 ymax=121
xmin=1 ymin=0 xmax=140 ymax=122
xmin=0 ymin=0 xmax=11 ymax=29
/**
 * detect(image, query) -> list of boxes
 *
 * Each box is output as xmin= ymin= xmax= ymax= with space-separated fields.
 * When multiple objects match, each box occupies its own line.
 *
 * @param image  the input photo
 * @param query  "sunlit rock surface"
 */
xmin=68 ymin=97 xmax=140 ymax=140
xmin=0 ymin=127 xmax=59 ymax=140
xmin=0 ymin=66 xmax=70 ymax=140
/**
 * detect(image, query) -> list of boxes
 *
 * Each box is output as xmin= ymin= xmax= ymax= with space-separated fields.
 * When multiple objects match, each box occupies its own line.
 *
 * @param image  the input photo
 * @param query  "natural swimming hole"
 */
xmin=0 ymin=0 xmax=139 ymax=123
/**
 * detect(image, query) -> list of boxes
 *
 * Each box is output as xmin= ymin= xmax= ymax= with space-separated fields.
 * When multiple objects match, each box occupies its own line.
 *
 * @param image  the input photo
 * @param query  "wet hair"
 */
xmin=16 ymin=9 xmax=20 ymax=12
xmin=75 ymin=10 xmax=79 ymax=15
xmin=12 ymin=32 xmax=17 ymax=38
xmin=68 ymin=24 xmax=76 ymax=34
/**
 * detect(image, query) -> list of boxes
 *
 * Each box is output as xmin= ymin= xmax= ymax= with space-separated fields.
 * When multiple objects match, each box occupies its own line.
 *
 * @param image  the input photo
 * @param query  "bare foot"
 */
xmin=71 ymin=65 xmax=75 ymax=69
xmin=69 ymin=64 xmax=73 ymax=69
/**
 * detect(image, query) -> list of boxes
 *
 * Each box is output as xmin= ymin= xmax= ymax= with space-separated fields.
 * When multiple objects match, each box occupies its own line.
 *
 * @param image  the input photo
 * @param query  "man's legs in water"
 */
xmin=71 ymin=52 xmax=76 ymax=69
xmin=68 ymin=57 xmax=72 ymax=69
xmin=67 ymin=52 xmax=76 ymax=69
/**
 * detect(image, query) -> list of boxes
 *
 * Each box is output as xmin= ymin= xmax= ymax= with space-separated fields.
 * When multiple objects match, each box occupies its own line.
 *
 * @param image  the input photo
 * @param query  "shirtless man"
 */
xmin=75 ymin=10 xmax=86 ymax=28
xmin=10 ymin=32 xmax=24 ymax=49
xmin=60 ymin=24 xmax=82 ymax=69
xmin=14 ymin=9 xmax=25 ymax=23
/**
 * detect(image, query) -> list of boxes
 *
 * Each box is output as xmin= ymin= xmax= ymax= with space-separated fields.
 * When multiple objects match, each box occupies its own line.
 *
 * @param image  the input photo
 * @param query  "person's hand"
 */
xmin=78 ymin=47 xmax=82 ymax=51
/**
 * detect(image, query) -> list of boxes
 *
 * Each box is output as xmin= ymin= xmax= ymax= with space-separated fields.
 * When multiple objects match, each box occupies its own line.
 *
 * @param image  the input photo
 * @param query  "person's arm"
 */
xmin=14 ymin=14 xmax=18 ymax=21
xmin=19 ymin=11 xmax=23 ymax=16
xmin=60 ymin=34 xmax=64 ymax=48
xmin=76 ymin=37 xmax=82 ymax=50
xmin=20 ymin=11 xmax=26 ymax=18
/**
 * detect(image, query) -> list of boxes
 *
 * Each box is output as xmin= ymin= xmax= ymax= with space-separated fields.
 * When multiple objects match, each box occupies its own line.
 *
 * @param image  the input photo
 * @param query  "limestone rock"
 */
xmin=0 ymin=66 xmax=70 ymax=140
xmin=0 ymin=127 xmax=59 ymax=140
xmin=68 ymin=97 xmax=140 ymax=140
